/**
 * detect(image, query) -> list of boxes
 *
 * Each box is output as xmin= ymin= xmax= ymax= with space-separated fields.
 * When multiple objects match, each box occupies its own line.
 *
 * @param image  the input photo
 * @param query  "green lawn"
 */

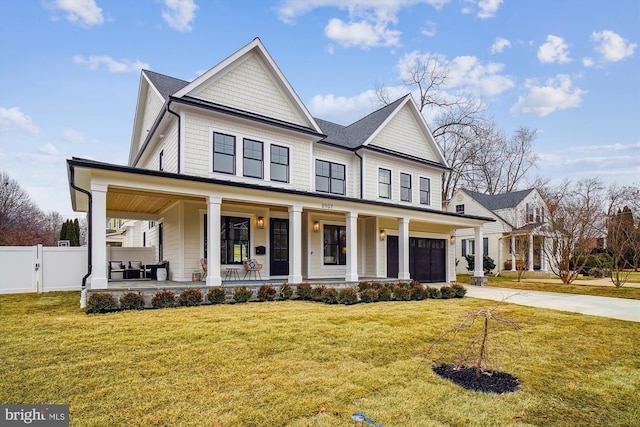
xmin=1 ymin=292 xmax=639 ymax=426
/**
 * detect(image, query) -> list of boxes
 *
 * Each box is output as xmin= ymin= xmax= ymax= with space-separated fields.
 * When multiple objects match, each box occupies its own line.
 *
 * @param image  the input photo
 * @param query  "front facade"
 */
xmin=446 ymin=188 xmax=551 ymax=275
xmin=68 ymin=38 xmax=493 ymax=289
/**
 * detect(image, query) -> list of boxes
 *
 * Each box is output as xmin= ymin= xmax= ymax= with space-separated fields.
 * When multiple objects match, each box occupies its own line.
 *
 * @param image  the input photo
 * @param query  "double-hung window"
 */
xmin=270 ymin=145 xmax=289 ymax=183
xmin=456 ymin=204 xmax=465 ymax=214
xmin=243 ymin=139 xmax=263 ymax=178
xmin=323 ymin=225 xmax=346 ymax=265
xmin=379 ymin=168 xmax=391 ymax=199
xmin=316 ymin=160 xmax=345 ymax=195
xmin=400 ymin=173 xmax=412 ymax=202
xmin=213 ymin=132 xmax=235 ymax=174
xmin=220 ymin=216 xmax=250 ymax=264
xmin=420 ymin=177 xmax=430 ymax=205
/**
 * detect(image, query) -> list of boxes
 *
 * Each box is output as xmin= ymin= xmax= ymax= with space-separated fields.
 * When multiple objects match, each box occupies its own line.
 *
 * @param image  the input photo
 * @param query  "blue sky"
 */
xmin=0 ymin=0 xmax=638 ymax=218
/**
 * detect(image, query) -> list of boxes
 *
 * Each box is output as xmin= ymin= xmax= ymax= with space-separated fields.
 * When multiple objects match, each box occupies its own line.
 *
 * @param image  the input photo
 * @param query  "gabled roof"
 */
xmin=463 ymin=188 xmax=535 ymax=211
xmin=143 ymin=70 xmax=189 ymax=101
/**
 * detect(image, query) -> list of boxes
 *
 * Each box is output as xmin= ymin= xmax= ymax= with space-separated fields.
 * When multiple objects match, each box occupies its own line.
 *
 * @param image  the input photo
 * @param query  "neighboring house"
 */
xmin=67 ymin=38 xmax=493 ymax=289
xmin=446 ymin=188 xmax=551 ymax=275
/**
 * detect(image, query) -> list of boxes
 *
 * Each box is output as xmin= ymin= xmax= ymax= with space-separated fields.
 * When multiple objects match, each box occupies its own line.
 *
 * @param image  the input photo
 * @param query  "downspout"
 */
xmin=167 ymin=100 xmax=181 ymax=173
xmin=69 ymin=165 xmax=92 ymax=308
xmin=354 ymin=149 xmax=363 ymax=199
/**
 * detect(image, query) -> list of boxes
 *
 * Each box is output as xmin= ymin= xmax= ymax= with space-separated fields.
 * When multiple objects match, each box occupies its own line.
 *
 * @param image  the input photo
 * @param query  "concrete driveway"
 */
xmin=463 ymin=285 xmax=640 ymax=322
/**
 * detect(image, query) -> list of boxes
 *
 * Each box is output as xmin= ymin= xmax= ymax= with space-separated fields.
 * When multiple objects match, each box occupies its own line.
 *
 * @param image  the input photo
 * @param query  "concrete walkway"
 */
xmin=463 ymin=285 xmax=640 ymax=322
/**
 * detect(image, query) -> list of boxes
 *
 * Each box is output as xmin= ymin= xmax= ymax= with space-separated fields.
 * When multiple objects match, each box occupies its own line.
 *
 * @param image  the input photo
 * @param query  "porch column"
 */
xmin=540 ymin=237 xmax=547 ymax=271
xmin=206 ymin=197 xmax=222 ymax=286
xmin=528 ymin=232 xmax=534 ymax=271
xmin=448 ymin=233 xmax=457 ymax=282
xmin=398 ymin=217 xmax=410 ymax=280
xmin=90 ymin=182 xmax=108 ymax=289
xmin=474 ymin=227 xmax=484 ymax=278
xmin=288 ymin=205 xmax=303 ymax=284
xmin=510 ymin=235 xmax=516 ymax=271
xmin=345 ymin=211 xmax=358 ymax=282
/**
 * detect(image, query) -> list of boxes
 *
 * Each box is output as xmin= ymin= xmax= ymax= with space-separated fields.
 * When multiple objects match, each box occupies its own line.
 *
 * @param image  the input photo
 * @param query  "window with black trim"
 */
xmin=323 ymin=224 xmax=346 ymax=265
xmin=316 ymin=160 xmax=345 ymax=195
xmin=420 ymin=177 xmax=430 ymax=205
xmin=213 ymin=132 xmax=235 ymax=174
xmin=456 ymin=204 xmax=465 ymax=214
xmin=220 ymin=216 xmax=250 ymax=264
xmin=400 ymin=173 xmax=412 ymax=202
xmin=243 ymin=139 xmax=263 ymax=178
xmin=379 ymin=168 xmax=391 ymax=199
xmin=270 ymin=145 xmax=289 ymax=183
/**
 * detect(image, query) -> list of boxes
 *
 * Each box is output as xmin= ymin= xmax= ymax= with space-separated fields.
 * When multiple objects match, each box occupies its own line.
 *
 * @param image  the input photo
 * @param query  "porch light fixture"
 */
xmin=379 ymin=229 xmax=386 ymax=241
xmin=257 ymin=216 xmax=264 ymax=229
xmin=313 ymin=221 xmax=320 ymax=233
xmin=449 ymin=234 xmax=455 ymax=244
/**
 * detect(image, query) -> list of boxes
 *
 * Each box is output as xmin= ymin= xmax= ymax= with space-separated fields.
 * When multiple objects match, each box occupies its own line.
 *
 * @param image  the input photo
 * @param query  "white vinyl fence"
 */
xmin=0 ymin=245 xmax=87 ymax=294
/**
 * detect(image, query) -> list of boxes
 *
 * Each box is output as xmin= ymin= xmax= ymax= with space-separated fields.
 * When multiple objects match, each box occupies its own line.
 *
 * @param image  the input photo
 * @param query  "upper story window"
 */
xmin=456 ymin=204 xmax=465 ymax=214
xmin=379 ymin=168 xmax=391 ymax=199
xmin=213 ymin=132 xmax=235 ymax=174
xmin=316 ymin=160 xmax=345 ymax=195
xmin=420 ymin=177 xmax=430 ymax=205
xmin=400 ymin=173 xmax=412 ymax=202
xmin=270 ymin=145 xmax=289 ymax=183
xmin=243 ymin=139 xmax=263 ymax=179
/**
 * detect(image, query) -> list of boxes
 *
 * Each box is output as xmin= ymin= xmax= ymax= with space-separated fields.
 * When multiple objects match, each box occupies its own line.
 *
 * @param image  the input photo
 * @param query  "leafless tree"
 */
xmin=605 ymin=183 xmax=640 ymax=285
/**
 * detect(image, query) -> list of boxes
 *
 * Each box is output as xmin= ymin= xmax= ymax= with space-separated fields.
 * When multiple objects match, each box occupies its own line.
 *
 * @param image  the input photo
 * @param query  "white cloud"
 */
xmin=421 ymin=20 xmax=437 ymax=37
xmin=325 ymin=17 xmax=401 ymax=49
xmin=538 ymin=35 xmax=572 ymax=64
xmin=569 ymin=141 xmax=640 ymax=152
xmin=38 ymin=143 xmax=59 ymax=156
xmin=510 ymin=74 xmax=585 ymax=117
xmin=0 ymin=107 xmax=41 ymax=134
xmin=461 ymin=0 xmax=502 ymax=18
xmin=582 ymin=57 xmax=594 ymax=67
xmin=73 ymin=55 xmax=149 ymax=73
xmin=490 ymin=37 xmax=511 ymax=54
xmin=308 ymin=89 xmax=380 ymax=125
xmin=591 ymin=30 xmax=637 ymax=62
xmin=50 ymin=0 xmax=104 ymax=27
xmin=62 ymin=128 xmax=87 ymax=144
xmin=161 ymin=0 xmax=198 ymax=32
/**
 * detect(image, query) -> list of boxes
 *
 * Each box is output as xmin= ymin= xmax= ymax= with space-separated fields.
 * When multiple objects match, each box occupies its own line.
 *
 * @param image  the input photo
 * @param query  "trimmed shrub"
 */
xmin=337 ymin=287 xmax=359 ymax=305
xmin=377 ymin=284 xmax=392 ymax=301
xmin=589 ymin=267 xmax=604 ymax=278
xmin=279 ymin=283 xmax=293 ymax=300
xmin=440 ymin=285 xmax=456 ymax=299
xmin=393 ymin=284 xmax=412 ymax=301
xmin=358 ymin=281 xmax=373 ymax=292
xmin=410 ymin=281 xmax=427 ymax=300
xmin=427 ymin=286 xmax=441 ymax=299
xmin=257 ymin=284 xmax=277 ymax=301
xmin=321 ymin=287 xmax=338 ymax=304
xmin=207 ymin=287 xmax=226 ymax=304
xmin=86 ymin=292 xmax=117 ymax=314
xmin=151 ymin=289 xmax=176 ymax=308
xmin=451 ymin=283 xmax=467 ymax=298
xmin=296 ymin=282 xmax=312 ymax=300
xmin=119 ymin=292 xmax=145 ymax=310
xmin=233 ymin=286 xmax=253 ymax=303
xmin=178 ymin=288 xmax=203 ymax=306
xmin=311 ymin=285 xmax=326 ymax=302
xmin=359 ymin=288 xmax=379 ymax=303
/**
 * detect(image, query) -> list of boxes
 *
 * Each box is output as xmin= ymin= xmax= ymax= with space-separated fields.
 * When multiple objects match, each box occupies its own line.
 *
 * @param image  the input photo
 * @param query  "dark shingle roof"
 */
xmin=143 ymin=70 xmax=190 ymax=100
xmin=464 ymin=188 xmax=534 ymax=211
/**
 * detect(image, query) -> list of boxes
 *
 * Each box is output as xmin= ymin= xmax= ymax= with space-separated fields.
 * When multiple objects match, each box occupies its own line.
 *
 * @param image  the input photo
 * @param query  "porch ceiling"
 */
xmin=107 ymin=188 xmax=204 ymax=215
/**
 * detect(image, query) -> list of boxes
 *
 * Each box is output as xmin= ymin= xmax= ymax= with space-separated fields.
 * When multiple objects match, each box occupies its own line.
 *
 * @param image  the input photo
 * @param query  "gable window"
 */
xmin=220 ymin=216 xmax=250 ymax=264
xmin=526 ymin=203 xmax=535 ymax=223
xmin=400 ymin=173 xmax=412 ymax=202
xmin=243 ymin=139 xmax=263 ymax=178
xmin=323 ymin=224 xmax=346 ymax=265
xmin=159 ymin=150 xmax=164 ymax=171
xmin=316 ymin=160 xmax=345 ymax=195
xmin=379 ymin=168 xmax=391 ymax=199
xmin=456 ymin=204 xmax=465 ymax=214
xmin=420 ymin=177 xmax=431 ymax=205
xmin=213 ymin=132 xmax=235 ymax=174
xmin=270 ymin=145 xmax=289 ymax=183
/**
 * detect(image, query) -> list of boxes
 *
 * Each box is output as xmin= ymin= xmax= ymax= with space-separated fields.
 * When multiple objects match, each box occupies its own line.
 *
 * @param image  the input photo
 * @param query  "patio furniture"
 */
xmin=145 ymin=261 xmax=170 ymax=280
xmin=125 ymin=260 xmax=145 ymax=279
xmin=109 ymin=261 xmax=125 ymax=280
xmin=200 ymin=258 xmax=207 ymax=280
xmin=243 ymin=259 xmax=262 ymax=280
xmin=224 ymin=267 xmax=241 ymax=281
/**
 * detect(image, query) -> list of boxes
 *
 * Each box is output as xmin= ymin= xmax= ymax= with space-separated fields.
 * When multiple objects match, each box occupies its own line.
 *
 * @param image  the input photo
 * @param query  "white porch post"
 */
xmin=90 ymin=182 xmax=108 ymax=289
xmin=448 ymin=233 xmax=457 ymax=282
xmin=288 ymin=205 xmax=303 ymax=284
xmin=345 ymin=211 xmax=358 ymax=282
xmin=206 ymin=197 xmax=222 ymax=286
xmin=474 ymin=227 xmax=484 ymax=277
xmin=510 ymin=235 xmax=516 ymax=271
xmin=528 ymin=232 xmax=534 ymax=271
xmin=540 ymin=237 xmax=547 ymax=271
xmin=398 ymin=217 xmax=410 ymax=280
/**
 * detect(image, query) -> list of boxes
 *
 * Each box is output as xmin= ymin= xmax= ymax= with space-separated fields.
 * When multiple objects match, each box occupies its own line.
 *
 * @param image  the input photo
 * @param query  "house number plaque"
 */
xmin=321 ymin=203 xmax=334 ymax=210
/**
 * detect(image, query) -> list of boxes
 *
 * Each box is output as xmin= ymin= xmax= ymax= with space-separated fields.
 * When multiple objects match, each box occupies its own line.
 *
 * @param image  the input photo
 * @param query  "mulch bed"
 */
xmin=432 ymin=364 xmax=520 ymax=394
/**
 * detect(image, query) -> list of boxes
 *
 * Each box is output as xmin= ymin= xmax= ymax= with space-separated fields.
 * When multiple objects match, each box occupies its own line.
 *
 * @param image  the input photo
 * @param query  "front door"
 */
xmin=386 ymin=236 xmax=399 ymax=279
xmin=270 ymin=218 xmax=289 ymax=276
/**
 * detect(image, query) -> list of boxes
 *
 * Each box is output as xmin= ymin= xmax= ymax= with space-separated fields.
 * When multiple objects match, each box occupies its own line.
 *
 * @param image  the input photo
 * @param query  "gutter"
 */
xmin=354 ymin=149 xmax=363 ymax=199
xmin=166 ymin=100 xmax=181 ymax=173
xmin=68 ymin=164 xmax=92 ymax=308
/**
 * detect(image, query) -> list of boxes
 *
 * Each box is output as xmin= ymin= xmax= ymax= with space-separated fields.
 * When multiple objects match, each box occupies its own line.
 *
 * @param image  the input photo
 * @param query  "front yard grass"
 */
xmin=1 ymin=291 xmax=639 ymax=426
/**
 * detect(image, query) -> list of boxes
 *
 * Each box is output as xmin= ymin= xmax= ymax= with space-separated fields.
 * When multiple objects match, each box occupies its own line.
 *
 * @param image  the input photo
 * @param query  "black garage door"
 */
xmin=387 ymin=237 xmax=446 ymax=282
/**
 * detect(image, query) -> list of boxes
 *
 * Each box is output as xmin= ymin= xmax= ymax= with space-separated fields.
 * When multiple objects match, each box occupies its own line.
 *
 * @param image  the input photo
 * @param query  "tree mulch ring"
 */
xmin=432 ymin=364 xmax=520 ymax=394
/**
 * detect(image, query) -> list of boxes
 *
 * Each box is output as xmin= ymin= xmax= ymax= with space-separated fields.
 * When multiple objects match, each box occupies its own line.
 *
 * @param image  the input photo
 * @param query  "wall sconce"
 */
xmin=313 ymin=221 xmax=320 ymax=233
xmin=379 ymin=229 xmax=386 ymax=241
xmin=257 ymin=216 xmax=264 ymax=229
xmin=449 ymin=235 xmax=455 ymax=244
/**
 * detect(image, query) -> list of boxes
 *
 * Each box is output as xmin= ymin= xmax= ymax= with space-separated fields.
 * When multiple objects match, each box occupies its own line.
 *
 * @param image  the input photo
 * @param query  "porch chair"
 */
xmin=243 ymin=258 xmax=262 ymax=280
xmin=200 ymin=258 xmax=207 ymax=280
xmin=109 ymin=261 xmax=125 ymax=280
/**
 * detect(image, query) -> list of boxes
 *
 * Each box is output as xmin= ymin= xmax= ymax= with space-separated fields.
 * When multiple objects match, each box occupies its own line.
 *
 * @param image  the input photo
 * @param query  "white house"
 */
xmin=446 ymin=188 xmax=551 ymax=275
xmin=67 ymin=38 xmax=494 ymax=290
